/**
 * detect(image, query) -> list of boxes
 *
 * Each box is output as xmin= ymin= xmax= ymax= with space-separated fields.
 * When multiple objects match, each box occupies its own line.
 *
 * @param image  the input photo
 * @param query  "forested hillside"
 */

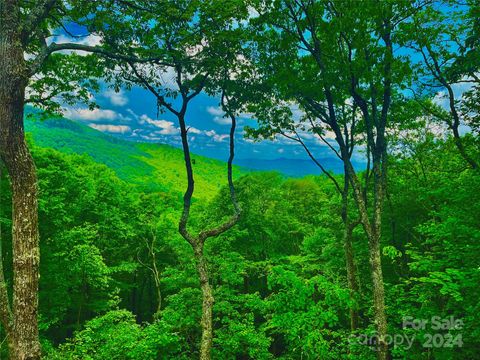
xmin=1 ymin=0 xmax=479 ymax=359
xmin=25 ymin=115 xmax=243 ymax=197
xmin=1 ymin=123 xmax=478 ymax=359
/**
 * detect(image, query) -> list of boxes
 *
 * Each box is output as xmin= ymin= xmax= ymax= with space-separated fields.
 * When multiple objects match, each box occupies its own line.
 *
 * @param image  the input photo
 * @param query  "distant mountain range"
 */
xmin=235 ymin=157 xmax=348 ymax=177
xmin=25 ymin=114 xmax=242 ymax=198
xmin=25 ymin=112 xmax=359 ymax=188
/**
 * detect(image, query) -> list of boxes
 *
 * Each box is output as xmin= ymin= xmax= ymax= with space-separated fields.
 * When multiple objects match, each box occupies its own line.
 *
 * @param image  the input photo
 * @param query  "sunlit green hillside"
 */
xmin=25 ymin=116 xmax=244 ymax=199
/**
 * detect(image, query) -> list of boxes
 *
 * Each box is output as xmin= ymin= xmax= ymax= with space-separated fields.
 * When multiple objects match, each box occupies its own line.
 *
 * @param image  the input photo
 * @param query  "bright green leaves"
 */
xmin=51 ymin=310 xmax=181 ymax=360
xmin=265 ymin=263 xmax=351 ymax=359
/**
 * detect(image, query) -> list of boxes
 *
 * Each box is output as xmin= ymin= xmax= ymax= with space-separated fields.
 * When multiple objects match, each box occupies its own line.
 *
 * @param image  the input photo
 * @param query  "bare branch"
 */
xmin=28 ymin=42 xmax=170 ymax=76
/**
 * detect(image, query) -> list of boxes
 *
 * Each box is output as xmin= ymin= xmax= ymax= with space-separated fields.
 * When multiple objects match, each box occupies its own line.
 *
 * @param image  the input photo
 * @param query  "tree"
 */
xmin=0 ymin=1 xmax=105 ymax=357
xmin=400 ymin=0 xmax=480 ymax=169
xmin=245 ymin=98 xmax=363 ymax=330
xmin=0 ymin=0 xmax=171 ymax=355
xmin=246 ymin=1 xmax=422 ymax=358
xmin=82 ymin=1 xmax=249 ymax=358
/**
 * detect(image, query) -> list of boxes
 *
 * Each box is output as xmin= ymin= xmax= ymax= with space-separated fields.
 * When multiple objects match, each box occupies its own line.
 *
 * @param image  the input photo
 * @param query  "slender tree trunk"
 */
xmin=0 ymin=5 xmax=41 ymax=357
xmin=369 ymin=229 xmax=388 ymax=359
xmin=341 ymin=176 xmax=359 ymax=331
xmin=345 ymin=162 xmax=388 ymax=360
xmin=343 ymin=220 xmax=359 ymax=331
xmin=370 ymin=157 xmax=388 ymax=360
xmin=425 ymin=44 xmax=479 ymax=170
xmin=445 ymin=82 xmax=478 ymax=170
xmin=194 ymin=247 xmax=214 ymax=360
xmin=451 ymin=123 xmax=478 ymax=170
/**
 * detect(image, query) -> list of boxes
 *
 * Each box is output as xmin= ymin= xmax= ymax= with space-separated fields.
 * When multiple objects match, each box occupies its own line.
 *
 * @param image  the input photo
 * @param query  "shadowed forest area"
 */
xmin=0 ymin=0 xmax=479 ymax=359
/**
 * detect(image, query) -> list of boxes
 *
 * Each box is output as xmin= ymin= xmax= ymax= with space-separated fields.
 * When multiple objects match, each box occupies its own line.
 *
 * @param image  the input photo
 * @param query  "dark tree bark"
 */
xmin=0 ymin=2 xmax=41 ymax=357
xmin=341 ymin=175 xmax=360 ymax=331
xmin=129 ymin=57 xmax=240 ymax=359
xmin=420 ymin=44 xmax=479 ymax=170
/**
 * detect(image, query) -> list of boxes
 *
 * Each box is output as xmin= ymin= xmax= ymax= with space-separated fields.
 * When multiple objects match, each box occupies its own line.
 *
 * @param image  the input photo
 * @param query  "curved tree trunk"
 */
xmin=175 ymin=96 xmax=240 ymax=360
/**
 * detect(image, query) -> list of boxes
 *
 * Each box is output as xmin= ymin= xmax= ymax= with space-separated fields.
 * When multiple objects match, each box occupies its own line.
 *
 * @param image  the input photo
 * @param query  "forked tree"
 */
xmin=82 ymin=1 xmax=249 ymax=358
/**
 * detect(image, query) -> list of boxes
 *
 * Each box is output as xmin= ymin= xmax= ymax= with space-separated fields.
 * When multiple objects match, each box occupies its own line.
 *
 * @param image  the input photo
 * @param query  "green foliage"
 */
xmin=50 ymin=310 xmax=181 ymax=360
xmin=25 ymin=112 xmax=244 ymax=198
xmin=2 ymin=1 xmax=479 ymax=359
xmin=3 ymin=114 xmax=478 ymax=359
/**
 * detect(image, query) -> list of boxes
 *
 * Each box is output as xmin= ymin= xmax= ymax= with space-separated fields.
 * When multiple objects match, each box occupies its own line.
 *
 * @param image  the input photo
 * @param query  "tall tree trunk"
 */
xmin=194 ymin=246 xmax=213 ymax=360
xmin=343 ymin=221 xmax=359 ymax=331
xmin=370 ymin=157 xmax=388 ymax=360
xmin=345 ymin=162 xmax=388 ymax=360
xmin=0 ymin=96 xmax=41 ymax=360
xmin=0 ymin=4 xmax=41 ymax=357
xmin=369 ymin=229 xmax=388 ymax=359
xmin=341 ymin=176 xmax=359 ymax=331
xmin=174 ymin=94 xmax=240 ymax=360
xmin=0 ymin=95 xmax=41 ymax=360
xmin=373 ymin=149 xmax=389 ymax=359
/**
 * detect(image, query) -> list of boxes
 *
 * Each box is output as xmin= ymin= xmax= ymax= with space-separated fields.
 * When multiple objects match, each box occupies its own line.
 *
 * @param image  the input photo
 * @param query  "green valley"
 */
xmin=25 ymin=115 xmax=244 ymax=198
xmin=1 ymin=1 xmax=479 ymax=359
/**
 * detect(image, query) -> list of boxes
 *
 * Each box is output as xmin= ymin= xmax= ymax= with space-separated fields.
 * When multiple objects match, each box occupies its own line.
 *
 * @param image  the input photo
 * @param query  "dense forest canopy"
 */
xmin=0 ymin=0 xmax=479 ymax=359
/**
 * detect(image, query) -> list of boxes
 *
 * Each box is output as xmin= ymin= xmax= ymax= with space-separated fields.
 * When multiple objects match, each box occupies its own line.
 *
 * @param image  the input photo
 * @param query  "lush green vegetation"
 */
xmin=25 ymin=115 xmax=243 ymax=198
xmin=0 ymin=120 xmax=477 ymax=359
xmin=1 ymin=0 xmax=479 ymax=359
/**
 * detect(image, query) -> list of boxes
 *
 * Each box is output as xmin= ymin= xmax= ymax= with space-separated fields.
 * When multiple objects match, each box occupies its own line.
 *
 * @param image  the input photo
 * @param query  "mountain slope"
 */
xmin=25 ymin=116 xmax=243 ymax=199
xmin=235 ymin=157 xmax=347 ymax=177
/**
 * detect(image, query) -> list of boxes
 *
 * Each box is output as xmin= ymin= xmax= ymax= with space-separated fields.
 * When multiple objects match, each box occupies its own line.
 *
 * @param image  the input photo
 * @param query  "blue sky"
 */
xmin=52 ymin=23 xmax=364 ymax=173
xmin=50 ymin=4 xmax=472 ymax=174
xmin=62 ymin=79 xmax=358 ymax=168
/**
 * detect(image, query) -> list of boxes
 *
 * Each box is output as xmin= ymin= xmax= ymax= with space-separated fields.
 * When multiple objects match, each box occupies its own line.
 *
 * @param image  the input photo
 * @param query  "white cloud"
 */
xmin=119 ymin=109 xmax=232 ymax=143
xmin=205 ymin=130 xmax=216 ymax=137
xmin=131 ymin=129 xmax=142 ymax=137
xmin=204 ymin=129 xmax=229 ymax=142
xmin=206 ymin=106 xmax=224 ymax=116
xmin=127 ymin=108 xmax=140 ymax=120
xmin=206 ymin=106 xmax=233 ymax=125
xmin=156 ymin=127 xmax=179 ymax=135
xmin=64 ymin=108 xmax=127 ymax=122
xmin=140 ymin=134 xmax=162 ymax=141
xmin=213 ymin=134 xmax=229 ymax=142
xmin=89 ymin=124 xmax=131 ymax=134
xmin=213 ymin=116 xmax=232 ymax=125
xmin=104 ymin=88 xmax=129 ymax=106
xmin=432 ymin=77 xmax=475 ymax=110
xmin=140 ymin=114 xmax=179 ymax=135
xmin=188 ymin=127 xmax=203 ymax=134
